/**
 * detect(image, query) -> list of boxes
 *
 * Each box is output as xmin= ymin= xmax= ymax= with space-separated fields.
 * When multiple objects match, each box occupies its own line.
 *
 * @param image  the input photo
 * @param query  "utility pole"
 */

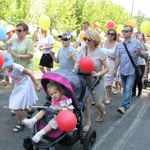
xmin=130 ymin=0 xmax=135 ymax=19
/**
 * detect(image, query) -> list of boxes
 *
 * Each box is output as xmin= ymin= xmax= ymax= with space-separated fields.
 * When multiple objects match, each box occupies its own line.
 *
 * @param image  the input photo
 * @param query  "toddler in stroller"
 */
xmin=23 ymin=68 xmax=97 ymax=150
xmin=23 ymin=81 xmax=74 ymax=143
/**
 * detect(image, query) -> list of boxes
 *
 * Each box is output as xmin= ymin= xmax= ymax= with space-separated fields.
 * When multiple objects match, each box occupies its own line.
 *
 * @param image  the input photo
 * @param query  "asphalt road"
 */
xmin=0 ymin=84 xmax=150 ymax=150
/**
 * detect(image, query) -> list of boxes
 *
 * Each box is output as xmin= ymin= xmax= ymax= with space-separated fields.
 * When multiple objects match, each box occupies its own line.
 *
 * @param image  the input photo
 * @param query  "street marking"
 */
xmin=111 ymin=100 xmax=149 ymax=150
xmin=93 ymin=104 xmax=135 ymax=150
xmin=93 ymin=101 xmax=149 ymax=150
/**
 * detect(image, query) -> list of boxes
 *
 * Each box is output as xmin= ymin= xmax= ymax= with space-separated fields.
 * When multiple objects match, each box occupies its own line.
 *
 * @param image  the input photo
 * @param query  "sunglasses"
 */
xmin=16 ymin=29 xmax=23 ymax=33
xmin=107 ymin=33 xmax=115 ymax=36
xmin=122 ymin=30 xmax=132 ymax=33
xmin=83 ymin=37 xmax=92 ymax=42
xmin=61 ymin=38 xmax=70 ymax=41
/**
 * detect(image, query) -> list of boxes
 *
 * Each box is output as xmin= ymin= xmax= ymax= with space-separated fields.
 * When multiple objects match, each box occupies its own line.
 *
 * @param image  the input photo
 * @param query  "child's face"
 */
xmin=4 ymin=65 xmax=13 ymax=72
xmin=49 ymin=87 xmax=62 ymax=101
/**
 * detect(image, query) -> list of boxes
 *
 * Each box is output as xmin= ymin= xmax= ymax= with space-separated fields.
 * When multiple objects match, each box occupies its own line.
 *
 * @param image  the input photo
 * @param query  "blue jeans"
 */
xmin=120 ymin=74 xmax=136 ymax=109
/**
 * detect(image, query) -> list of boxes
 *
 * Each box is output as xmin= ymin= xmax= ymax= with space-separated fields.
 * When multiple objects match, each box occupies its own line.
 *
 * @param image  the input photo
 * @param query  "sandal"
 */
xmin=96 ymin=112 xmax=107 ymax=122
xmin=27 ymin=108 xmax=35 ymax=119
xmin=10 ymin=110 xmax=15 ymax=116
xmin=83 ymin=124 xmax=91 ymax=132
xmin=105 ymin=99 xmax=110 ymax=105
xmin=91 ymin=101 xmax=95 ymax=105
xmin=13 ymin=124 xmax=25 ymax=132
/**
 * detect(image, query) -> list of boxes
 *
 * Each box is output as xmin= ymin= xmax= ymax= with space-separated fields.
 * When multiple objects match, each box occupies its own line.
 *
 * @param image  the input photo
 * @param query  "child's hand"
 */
xmin=56 ymin=106 xmax=62 ymax=111
xmin=69 ymin=51 xmax=73 ymax=58
xmin=50 ymin=51 xmax=55 ymax=57
xmin=36 ymin=85 xmax=41 ymax=93
xmin=136 ymin=46 xmax=141 ymax=55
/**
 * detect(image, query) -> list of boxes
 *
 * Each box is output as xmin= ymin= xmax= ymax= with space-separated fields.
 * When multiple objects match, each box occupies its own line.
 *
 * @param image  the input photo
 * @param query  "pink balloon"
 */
xmin=79 ymin=56 xmax=95 ymax=73
xmin=93 ymin=22 xmax=99 ymax=29
xmin=106 ymin=20 xmax=115 ymax=29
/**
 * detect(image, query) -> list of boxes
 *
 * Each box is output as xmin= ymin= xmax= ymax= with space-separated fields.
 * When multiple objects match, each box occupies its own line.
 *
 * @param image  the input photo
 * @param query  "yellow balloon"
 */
xmin=80 ymin=32 xmax=85 ymax=41
xmin=116 ymin=24 xmax=123 ymax=32
xmin=140 ymin=21 xmax=150 ymax=34
xmin=38 ymin=15 xmax=50 ymax=30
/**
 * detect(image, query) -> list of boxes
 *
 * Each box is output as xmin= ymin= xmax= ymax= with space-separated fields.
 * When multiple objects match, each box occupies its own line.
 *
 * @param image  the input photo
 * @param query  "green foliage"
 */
xmin=0 ymin=0 xmax=149 ymax=36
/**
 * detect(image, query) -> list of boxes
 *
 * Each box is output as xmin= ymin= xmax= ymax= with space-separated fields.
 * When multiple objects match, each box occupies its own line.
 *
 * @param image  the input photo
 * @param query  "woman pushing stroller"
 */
xmin=77 ymin=29 xmax=109 ymax=132
xmin=23 ymin=81 xmax=74 ymax=143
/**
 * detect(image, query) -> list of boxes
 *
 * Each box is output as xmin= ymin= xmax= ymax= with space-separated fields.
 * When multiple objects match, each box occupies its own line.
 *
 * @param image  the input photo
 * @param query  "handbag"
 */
xmin=123 ymin=43 xmax=142 ymax=78
xmin=45 ymin=107 xmax=56 ymax=123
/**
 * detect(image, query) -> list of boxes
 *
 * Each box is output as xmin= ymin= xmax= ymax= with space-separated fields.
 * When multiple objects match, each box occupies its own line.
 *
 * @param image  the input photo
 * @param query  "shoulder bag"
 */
xmin=123 ymin=43 xmax=142 ymax=78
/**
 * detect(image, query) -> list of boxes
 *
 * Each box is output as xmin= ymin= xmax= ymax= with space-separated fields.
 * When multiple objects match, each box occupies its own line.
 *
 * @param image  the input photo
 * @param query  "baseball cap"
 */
xmin=58 ymin=32 xmax=71 ymax=40
xmin=2 ymin=51 xmax=13 ymax=67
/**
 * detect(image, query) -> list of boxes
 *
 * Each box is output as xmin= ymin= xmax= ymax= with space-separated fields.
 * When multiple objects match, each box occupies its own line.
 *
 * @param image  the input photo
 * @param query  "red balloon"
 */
xmin=93 ymin=22 xmax=99 ymax=29
xmin=0 ymin=52 xmax=5 ymax=67
xmin=106 ymin=20 xmax=115 ymax=29
xmin=56 ymin=110 xmax=77 ymax=132
xmin=79 ymin=56 xmax=95 ymax=73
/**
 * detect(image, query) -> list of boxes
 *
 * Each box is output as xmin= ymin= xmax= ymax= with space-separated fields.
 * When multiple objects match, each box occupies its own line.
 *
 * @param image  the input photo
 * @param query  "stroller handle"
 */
xmin=77 ymin=72 xmax=91 ymax=76
xmin=77 ymin=72 xmax=98 ymax=80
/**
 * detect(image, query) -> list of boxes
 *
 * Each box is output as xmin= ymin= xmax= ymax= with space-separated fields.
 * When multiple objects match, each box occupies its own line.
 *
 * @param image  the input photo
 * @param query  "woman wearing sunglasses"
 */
xmin=0 ymin=22 xmax=36 ymax=117
xmin=77 ymin=29 xmax=109 ymax=132
xmin=100 ymin=28 xmax=118 ymax=105
xmin=0 ymin=22 xmax=34 ymax=73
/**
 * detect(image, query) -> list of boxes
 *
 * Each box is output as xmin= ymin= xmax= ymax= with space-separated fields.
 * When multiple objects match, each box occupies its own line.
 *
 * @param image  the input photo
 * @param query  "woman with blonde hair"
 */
xmin=77 ymin=29 xmax=109 ymax=132
xmin=38 ymin=29 xmax=55 ymax=74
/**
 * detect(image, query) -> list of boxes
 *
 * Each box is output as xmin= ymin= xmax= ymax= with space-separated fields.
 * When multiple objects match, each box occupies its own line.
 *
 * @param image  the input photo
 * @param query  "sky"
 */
xmin=112 ymin=0 xmax=149 ymax=18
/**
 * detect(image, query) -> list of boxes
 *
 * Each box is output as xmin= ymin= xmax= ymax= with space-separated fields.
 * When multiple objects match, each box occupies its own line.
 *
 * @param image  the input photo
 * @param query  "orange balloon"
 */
xmin=126 ymin=20 xmax=136 ymax=28
xmin=80 ymin=32 xmax=85 ymax=41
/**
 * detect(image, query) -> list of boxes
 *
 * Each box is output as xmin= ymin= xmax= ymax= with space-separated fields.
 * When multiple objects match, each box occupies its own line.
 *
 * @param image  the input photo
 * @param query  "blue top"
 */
xmin=57 ymin=46 xmax=78 ymax=70
xmin=116 ymin=38 xmax=144 ymax=75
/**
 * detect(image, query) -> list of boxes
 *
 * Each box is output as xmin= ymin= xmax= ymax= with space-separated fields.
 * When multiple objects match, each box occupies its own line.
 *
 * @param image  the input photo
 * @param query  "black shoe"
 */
xmin=132 ymin=95 xmax=136 ymax=100
xmin=138 ymin=91 xmax=142 ymax=97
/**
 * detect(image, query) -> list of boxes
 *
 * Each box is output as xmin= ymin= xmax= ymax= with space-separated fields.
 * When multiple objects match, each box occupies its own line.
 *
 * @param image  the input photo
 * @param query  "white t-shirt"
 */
xmin=38 ymin=34 xmax=55 ymax=54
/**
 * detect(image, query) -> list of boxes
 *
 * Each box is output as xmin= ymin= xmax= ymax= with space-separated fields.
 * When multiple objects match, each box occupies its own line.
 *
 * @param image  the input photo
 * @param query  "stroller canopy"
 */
xmin=41 ymin=69 xmax=87 ymax=104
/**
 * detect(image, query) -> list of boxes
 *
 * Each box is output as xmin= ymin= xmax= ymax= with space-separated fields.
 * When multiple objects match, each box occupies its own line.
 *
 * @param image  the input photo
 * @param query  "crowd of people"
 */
xmin=0 ymin=21 xmax=150 ymax=144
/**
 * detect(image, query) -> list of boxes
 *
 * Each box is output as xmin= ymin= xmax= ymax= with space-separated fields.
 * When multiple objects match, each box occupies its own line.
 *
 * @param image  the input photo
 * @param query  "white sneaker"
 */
xmin=22 ymin=118 xmax=33 ymax=129
xmin=117 ymin=106 xmax=125 ymax=114
xmin=32 ymin=134 xmax=41 ymax=143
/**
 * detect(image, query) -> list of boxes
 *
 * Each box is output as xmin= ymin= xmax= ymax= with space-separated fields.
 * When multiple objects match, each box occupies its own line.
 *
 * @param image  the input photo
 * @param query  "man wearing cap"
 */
xmin=74 ymin=21 xmax=90 ymax=49
xmin=50 ymin=32 xmax=78 ymax=70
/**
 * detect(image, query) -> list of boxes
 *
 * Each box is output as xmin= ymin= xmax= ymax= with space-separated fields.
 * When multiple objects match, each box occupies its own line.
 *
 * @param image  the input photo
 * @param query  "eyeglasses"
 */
xmin=16 ymin=29 xmax=23 ymax=33
xmin=122 ymin=30 xmax=132 ymax=33
xmin=83 ymin=37 xmax=92 ymax=42
xmin=107 ymin=33 xmax=115 ymax=36
xmin=61 ymin=38 xmax=70 ymax=41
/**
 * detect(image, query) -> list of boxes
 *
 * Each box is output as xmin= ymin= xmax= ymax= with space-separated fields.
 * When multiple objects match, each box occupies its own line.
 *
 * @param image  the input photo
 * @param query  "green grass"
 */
xmin=33 ymin=43 xmax=61 ymax=71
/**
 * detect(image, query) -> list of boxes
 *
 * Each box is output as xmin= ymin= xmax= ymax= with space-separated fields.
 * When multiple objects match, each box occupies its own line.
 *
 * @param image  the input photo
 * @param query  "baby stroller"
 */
xmin=23 ymin=68 xmax=99 ymax=150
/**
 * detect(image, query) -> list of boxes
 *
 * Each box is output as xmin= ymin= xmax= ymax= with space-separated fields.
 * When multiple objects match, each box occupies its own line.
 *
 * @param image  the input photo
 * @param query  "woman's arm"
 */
xmin=11 ymin=53 xmax=33 ymax=59
xmin=40 ymin=44 xmax=54 ymax=50
xmin=92 ymin=58 xmax=109 ymax=77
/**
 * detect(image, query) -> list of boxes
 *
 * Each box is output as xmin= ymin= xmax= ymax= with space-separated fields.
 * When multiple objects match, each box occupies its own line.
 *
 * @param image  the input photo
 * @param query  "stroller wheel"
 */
xmin=83 ymin=128 xmax=96 ymax=150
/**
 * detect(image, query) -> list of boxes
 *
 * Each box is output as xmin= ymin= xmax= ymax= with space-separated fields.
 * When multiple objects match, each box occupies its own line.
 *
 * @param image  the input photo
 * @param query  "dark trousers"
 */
xmin=132 ymin=65 xmax=145 ymax=96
